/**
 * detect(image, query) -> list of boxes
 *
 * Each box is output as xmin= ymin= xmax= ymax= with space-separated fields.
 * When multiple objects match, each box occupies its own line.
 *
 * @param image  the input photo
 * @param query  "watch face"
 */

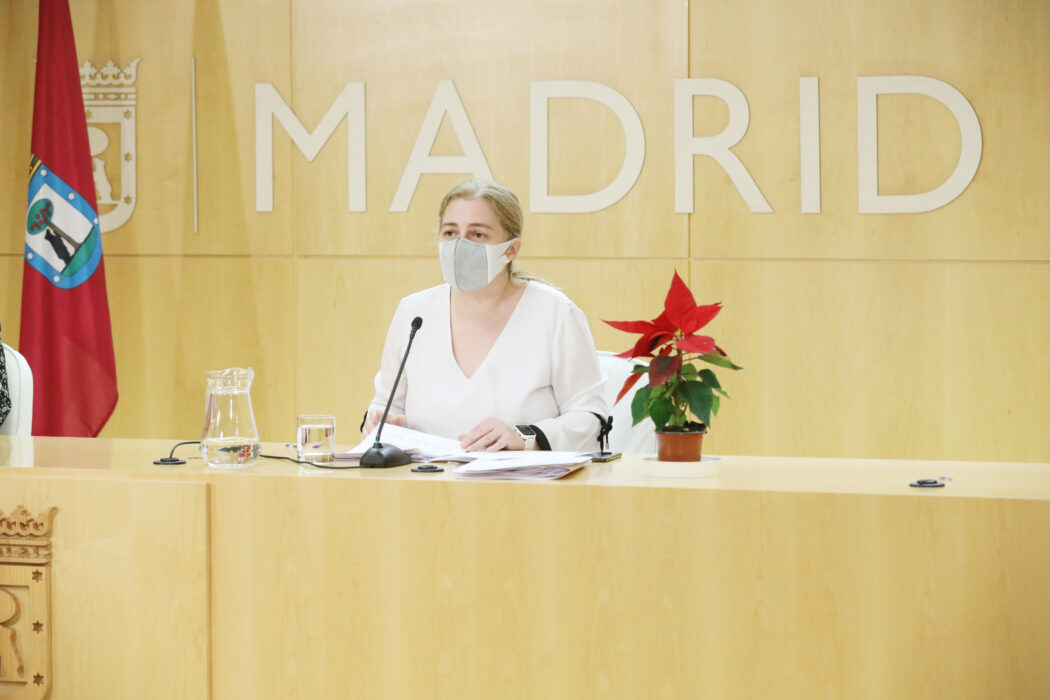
xmin=515 ymin=424 xmax=536 ymax=437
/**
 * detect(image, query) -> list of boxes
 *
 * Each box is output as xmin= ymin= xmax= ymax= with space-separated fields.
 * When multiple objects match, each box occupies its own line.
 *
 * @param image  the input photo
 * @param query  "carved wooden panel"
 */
xmin=0 ymin=506 xmax=55 ymax=700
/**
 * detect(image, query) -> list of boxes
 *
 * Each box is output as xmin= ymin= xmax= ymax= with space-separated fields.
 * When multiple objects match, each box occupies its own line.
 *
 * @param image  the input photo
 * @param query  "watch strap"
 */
xmin=531 ymin=425 xmax=551 ymax=451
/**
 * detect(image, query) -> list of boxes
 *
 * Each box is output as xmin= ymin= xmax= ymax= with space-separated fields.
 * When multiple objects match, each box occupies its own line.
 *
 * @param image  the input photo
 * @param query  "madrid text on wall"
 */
xmin=253 ymin=76 xmax=982 ymax=217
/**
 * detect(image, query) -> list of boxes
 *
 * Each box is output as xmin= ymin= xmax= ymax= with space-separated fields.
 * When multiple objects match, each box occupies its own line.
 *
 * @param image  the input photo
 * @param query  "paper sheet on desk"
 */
xmin=341 ymin=424 xmax=466 ymax=461
xmin=453 ymin=452 xmax=592 ymax=480
xmin=342 ymin=424 xmax=592 ymax=478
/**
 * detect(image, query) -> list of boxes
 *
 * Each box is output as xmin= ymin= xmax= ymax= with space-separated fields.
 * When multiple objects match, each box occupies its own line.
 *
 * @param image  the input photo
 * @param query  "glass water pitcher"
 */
xmin=200 ymin=367 xmax=261 ymax=467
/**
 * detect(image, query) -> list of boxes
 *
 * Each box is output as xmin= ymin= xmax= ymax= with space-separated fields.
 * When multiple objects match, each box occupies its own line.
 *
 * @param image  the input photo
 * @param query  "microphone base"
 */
xmin=359 ymin=443 xmax=413 ymax=468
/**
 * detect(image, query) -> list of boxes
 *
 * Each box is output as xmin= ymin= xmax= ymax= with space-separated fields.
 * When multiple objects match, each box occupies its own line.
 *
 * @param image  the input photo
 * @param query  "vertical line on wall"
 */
xmin=191 ymin=57 xmax=199 ymax=233
xmin=686 ymin=0 xmax=691 ymax=77
xmin=289 ymin=3 xmax=300 ymax=412
xmin=686 ymin=0 xmax=693 ymax=275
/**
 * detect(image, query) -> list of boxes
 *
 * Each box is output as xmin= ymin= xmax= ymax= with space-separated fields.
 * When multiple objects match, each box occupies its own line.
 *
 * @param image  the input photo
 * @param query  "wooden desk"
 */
xmin=1 ymin=437 xmax=1048 ymax=699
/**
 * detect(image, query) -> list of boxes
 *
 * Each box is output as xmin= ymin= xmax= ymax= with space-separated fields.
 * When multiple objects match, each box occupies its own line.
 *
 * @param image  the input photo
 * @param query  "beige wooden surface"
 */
xmin=4 ymin=436 xmax=1049 ymax=500
xmin=289 ymin=0 xmax=686 ymax=259
xmin=0 ymin=472 xmax=209 ymax=699
xmin=687 ymin=0 xmax=1050 ymax=261
xmin=692 ymin=261 xmax=1050 ymax=461
xmin=102 ymin=256 xmax=299 ymax=441
xmin=2 ymin=436 xmax=1049 ymax=699
xmin=0 ymin=259 xmax=20 ymax=343
xmin=0 ymin=0 xmax=1048 ymax=464
xmin=70 ymin=0 xmax=294 ymax=257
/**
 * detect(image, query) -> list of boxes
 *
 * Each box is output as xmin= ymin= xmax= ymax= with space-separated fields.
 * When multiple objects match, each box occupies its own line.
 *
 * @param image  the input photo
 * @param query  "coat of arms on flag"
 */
xmin=24 ymin=155 xmax=101 ymax=289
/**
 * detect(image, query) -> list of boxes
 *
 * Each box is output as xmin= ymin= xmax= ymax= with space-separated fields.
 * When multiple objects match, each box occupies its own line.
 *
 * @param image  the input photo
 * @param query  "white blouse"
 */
xmin=368 ymin=281 xmax=609 ymax=451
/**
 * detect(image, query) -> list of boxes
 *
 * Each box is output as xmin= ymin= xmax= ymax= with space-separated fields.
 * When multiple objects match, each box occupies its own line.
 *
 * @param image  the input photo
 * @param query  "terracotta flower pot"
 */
xmin=656 ymin=428 xmax=706 ymax=462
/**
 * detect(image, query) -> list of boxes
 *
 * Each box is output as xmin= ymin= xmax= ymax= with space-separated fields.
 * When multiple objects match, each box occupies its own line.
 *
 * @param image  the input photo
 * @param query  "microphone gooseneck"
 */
xmin=360 ymin=316 xmax=423 ymax=468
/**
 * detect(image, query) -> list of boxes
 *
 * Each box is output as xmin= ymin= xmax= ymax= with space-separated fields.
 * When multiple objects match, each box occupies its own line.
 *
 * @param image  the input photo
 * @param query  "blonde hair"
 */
xmin=438 ymin=179 xmax=549 ymax=285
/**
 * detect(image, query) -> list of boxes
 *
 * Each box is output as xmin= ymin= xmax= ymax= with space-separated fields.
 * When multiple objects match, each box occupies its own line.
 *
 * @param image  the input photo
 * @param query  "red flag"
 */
xmin=19 ymin=0 xmax=117 ymax=436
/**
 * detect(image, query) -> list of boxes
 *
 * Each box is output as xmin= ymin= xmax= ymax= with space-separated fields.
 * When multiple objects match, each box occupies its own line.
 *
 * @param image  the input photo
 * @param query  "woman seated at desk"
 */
xmin=362 ymin=179 xmax=608 ymax=452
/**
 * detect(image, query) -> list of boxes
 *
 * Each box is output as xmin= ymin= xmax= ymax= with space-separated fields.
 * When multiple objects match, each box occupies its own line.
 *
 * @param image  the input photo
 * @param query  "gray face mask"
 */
xmin=439 ymin=237 xmax=514 ymax=293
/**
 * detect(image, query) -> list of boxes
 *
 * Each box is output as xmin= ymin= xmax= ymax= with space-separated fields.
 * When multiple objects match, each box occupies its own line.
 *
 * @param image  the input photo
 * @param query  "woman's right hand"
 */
xmin=361 ymin=409 xmax=407 ymax=438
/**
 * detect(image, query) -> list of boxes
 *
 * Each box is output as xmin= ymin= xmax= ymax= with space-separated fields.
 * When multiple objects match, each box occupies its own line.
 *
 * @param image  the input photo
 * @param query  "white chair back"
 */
xmin=597 ymin=350 xmax=655 ymax=454
xmin=1 ymin=344 xmax=34 ymax=436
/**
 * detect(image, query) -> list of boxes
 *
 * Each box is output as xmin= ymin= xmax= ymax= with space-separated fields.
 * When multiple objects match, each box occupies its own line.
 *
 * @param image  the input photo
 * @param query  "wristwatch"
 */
xmin=515 ymin=424 xmax=537 ymax=451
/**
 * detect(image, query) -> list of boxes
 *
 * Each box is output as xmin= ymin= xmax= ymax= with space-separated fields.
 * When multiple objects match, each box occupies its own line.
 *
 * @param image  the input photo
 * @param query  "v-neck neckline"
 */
xmin=446 ymin=281 xmax=531 ymax=381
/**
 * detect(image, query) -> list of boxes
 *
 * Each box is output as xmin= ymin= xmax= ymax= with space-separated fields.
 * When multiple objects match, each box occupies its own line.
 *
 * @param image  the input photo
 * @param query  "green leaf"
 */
xmin=712 ymin=393 xmax=720 ymax=417
xmin=630 ymin=364 xmax=648 ymax=374
xmin=630 ymin=385 xmax=651 ymax=426
xmin=680 ymin=380 xmax=713 ymax=427
xmin=698 ymin=368 xmax=729 ymax=397
xmin=698 ymin=368 xmax=721 ymax=389
xmin=698 ymin=353 xmax=742 ymax=371
xmin=649 ymin=396 xmax=675 ymax=431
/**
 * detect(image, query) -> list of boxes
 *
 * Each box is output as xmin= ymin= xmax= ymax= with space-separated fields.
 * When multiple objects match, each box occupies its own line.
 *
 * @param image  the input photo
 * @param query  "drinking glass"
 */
xmin=297 ymin=414 xmax=336 ymax=464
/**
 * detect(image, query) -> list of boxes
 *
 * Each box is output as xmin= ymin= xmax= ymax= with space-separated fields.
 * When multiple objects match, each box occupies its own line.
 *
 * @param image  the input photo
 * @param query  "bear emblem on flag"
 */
xmin=24 ymin=157 xmax=102 ymax=289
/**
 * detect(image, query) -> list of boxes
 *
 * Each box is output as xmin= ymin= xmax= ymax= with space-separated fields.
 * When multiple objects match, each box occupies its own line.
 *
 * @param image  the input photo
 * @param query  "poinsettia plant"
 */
xmin=604 ymin=271 xmax=741 ymax=431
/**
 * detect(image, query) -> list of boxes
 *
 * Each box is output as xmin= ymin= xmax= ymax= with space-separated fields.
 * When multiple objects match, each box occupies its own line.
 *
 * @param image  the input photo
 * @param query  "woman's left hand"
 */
xmin=459 ymin=417 xmax=525 ymax=452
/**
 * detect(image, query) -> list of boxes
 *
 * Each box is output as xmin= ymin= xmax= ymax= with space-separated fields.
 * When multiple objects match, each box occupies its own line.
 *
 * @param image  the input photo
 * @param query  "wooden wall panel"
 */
xmin=687 ymin=0 xmax=1050 ymax=261
xmin=0 ymin=0 xmax=1046 ymax=461
xmin=522 ymin=258 xmax=684 ymax=353
xmin=203 ymin=472 xmax=1050 ymax=699
xmin=0 ymin=3 xmax=35 ymax=257
xmin=297 ymin=257 xmax=443 ymax=436
xmin=101 ymin=256 xmax=298 ymax=442
xmin=0 ymin=258 xmax=22 ymax=342
xmin=2 ymin=476 xmax=209 ymax=699
xmin=691 ymin=261 xmax=1050 ymax=461
xmin=290 ymin=0 xmax=687 ymax=259
xmin=68 ymin=0 xmax=293 ymax=256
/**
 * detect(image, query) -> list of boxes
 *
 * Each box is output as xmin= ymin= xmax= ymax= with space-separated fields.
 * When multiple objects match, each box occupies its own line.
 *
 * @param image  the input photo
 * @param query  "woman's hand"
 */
xmin=361 ymin=409 xmax=407 ymax=439
xmin=459 ymin=418 xmax=525 ymax=452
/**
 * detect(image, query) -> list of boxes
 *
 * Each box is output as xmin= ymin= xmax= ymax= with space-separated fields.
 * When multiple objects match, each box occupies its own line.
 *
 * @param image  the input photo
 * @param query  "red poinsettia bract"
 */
xmin=603 ymin=270 xmax=727 ymax=404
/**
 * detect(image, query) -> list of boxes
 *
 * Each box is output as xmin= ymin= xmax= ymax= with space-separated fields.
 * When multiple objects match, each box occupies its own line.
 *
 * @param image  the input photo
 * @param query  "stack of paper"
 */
xmin=452 ymin=452 xmax=591 ymax=480
xmin=339 ymin=424 xmax=591 ymax=479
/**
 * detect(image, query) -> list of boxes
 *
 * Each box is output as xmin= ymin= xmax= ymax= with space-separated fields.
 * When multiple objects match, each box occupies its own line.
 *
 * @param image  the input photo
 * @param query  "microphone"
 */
xmin=360 ymin=316 xmax=422 ymax=468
